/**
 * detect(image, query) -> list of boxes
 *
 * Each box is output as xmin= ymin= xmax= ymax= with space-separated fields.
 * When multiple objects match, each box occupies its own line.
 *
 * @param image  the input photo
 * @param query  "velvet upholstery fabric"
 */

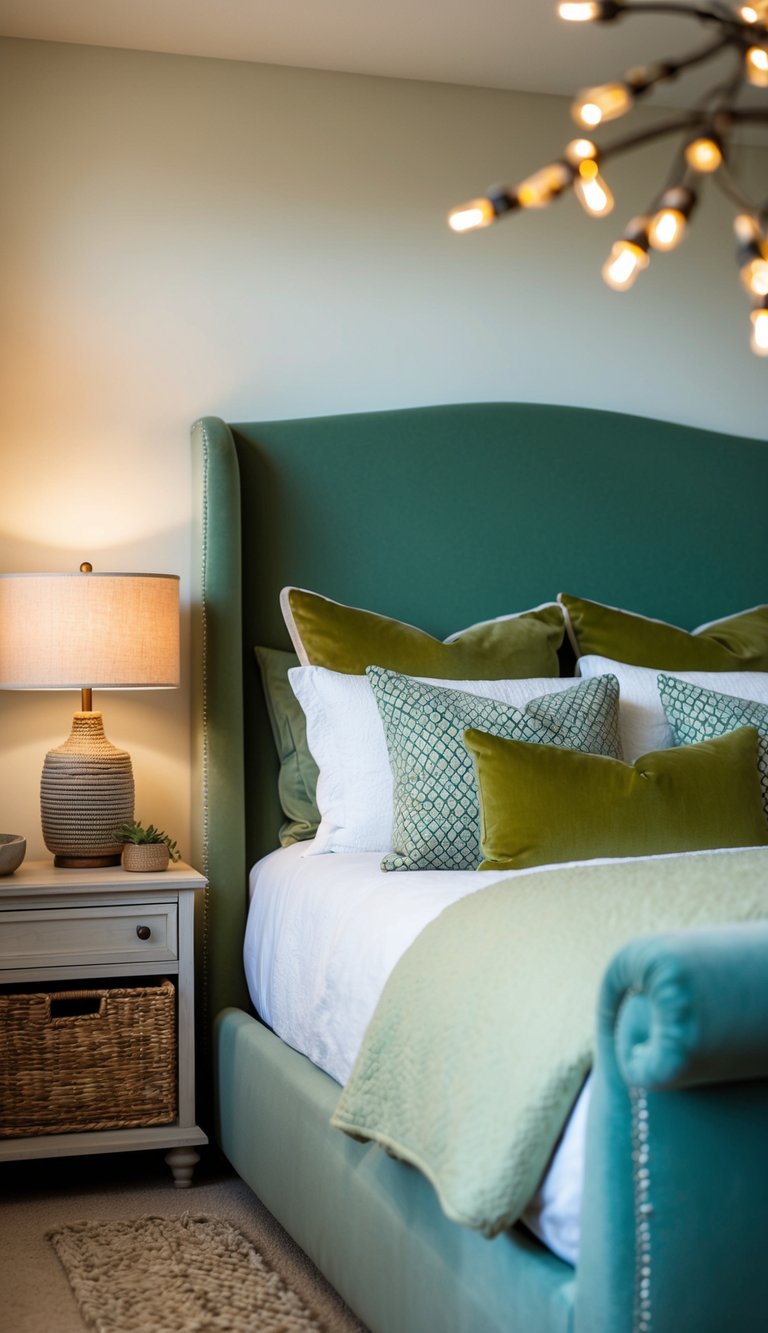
xmin=193 ymin=403 xmax=768 ymax=1333
xmin=577 ymin=924 xmax=768 ymax=1333
xmin=282 ymin=587 xmax=565 ymax=678
xmin=560 ymin=594 xmax=768 ymax=670
xmin=466 ymin=725 xmax=768 ymax=871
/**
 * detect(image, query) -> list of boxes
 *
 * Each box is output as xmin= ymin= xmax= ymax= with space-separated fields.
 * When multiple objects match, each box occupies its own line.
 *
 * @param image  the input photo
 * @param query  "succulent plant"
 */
xmin=113 ymin=820 xmax=180 ymax=861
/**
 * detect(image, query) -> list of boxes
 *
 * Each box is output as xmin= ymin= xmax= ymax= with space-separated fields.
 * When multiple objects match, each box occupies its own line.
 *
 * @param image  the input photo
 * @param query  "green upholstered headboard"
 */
xmin=191 ymin=402 xmax=768 ymax=1021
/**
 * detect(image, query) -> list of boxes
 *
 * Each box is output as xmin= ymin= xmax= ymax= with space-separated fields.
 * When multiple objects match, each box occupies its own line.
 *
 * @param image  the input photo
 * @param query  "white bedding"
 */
xmin=244 ymin=841 xmax=590 ymax=1265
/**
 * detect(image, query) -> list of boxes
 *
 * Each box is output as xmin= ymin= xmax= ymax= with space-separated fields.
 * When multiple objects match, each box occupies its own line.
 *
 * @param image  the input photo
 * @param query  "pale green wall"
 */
xmin=0 ymin=37 xmax=765 ymax=858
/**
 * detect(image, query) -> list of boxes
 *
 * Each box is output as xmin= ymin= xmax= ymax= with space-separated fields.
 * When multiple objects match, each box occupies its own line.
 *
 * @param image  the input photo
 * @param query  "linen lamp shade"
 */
xmin=0 ymin=569 xmax=180 ymax=867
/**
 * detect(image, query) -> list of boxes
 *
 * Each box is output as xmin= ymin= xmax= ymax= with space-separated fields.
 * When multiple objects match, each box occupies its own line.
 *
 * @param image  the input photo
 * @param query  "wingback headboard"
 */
xmin=191 ymin=402 xmax=768 ymax=1022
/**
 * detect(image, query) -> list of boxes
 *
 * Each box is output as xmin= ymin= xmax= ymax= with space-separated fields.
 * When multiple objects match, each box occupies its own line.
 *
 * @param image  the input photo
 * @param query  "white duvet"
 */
xmin=244 ymin=841 xmax=590 ymax=1264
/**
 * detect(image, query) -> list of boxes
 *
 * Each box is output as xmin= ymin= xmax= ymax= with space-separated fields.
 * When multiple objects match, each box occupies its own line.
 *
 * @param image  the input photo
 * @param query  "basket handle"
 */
xmin=46 ymin=992 xmax=107 ymax=1021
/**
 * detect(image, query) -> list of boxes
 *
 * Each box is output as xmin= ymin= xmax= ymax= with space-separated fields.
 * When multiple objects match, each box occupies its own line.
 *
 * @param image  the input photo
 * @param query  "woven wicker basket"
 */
xmin=0 ymin=978 xmax=177 ymax=1137
xmin=122 ymin=843 xmax=170 ymax=873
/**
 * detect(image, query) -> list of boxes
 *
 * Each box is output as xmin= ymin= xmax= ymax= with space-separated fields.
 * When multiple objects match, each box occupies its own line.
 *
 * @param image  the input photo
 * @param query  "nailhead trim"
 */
xmin=631 ymin=1086 xmax=653 ymax=1333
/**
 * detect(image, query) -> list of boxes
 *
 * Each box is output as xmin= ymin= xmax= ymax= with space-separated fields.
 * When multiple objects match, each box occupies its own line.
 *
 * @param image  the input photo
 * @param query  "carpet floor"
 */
xmin=0 ymin=1149 xmax=369 ymax=1333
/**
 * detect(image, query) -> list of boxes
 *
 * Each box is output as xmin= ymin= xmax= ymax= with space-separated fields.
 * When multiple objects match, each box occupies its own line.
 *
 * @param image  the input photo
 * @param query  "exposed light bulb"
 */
xmin=746 ymin=46 xmax=768 ymax=86
xmin=516 ymin=163 xmax=572 ymax=208
xmin=558 ymin=2 xmax=602 ymax=19
xmin=564 ymin=138 xmax=598 ymax=165
xmin=448 ymin=197 xmax=497 ymax=232
xmin=572 ymin=83 xmax=633 ymax=129
xmin=573 ymin=159 xmax=615 ymax=217
xmin=734 ymin=215 xmax=768 ymax=295
xmin=749 ymin=307 xmax=768 ymax=355
xmin=684 ymin=136 xmax=722 ymax=173
xmin=740 ymin=2 xmax=768 ymax=21
xmin=647 ymin=187 xmax=695 ymax=251
xmin=734 ymin=213 xmax=762 ymax=245
xmin=648 ymin=209 xmax=687 ymax=250
xmin=741 ymin=257 xmax=768 ymax=296
xmin=558 ymin=0 xmax=623 ymax=17
xmin=602 ymin=239 xmax=649 ymax=290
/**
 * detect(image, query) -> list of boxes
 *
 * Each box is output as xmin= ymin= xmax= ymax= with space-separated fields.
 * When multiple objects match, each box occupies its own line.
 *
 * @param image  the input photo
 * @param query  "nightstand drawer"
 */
xmin=0 ymin=904 xmax=178 ymax=971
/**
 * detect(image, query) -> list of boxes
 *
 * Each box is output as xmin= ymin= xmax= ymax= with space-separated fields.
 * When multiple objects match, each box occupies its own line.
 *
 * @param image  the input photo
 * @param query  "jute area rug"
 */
xmin=49 ymin=1212 xmax=330 ymax=1332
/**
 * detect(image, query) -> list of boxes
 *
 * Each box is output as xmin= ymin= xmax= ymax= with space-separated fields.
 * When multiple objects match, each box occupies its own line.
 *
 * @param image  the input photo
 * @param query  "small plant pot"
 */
xmin=122 ymin=843 xmax=170 ymax=873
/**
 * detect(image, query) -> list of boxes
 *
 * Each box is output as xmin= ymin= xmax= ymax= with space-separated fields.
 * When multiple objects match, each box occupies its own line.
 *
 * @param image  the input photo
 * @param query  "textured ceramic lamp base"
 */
xmin=41 ymin=713 xmax=135 ymax=868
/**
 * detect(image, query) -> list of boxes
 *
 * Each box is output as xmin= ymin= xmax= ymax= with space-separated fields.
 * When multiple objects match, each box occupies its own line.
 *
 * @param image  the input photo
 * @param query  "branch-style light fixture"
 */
xmin=449 ymin=1 xmax=768 ymax=355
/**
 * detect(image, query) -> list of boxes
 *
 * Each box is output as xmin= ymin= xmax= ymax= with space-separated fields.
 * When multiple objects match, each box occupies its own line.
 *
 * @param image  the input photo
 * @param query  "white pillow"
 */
xmin=289 ymin=666 xmax=579 ymax=855
xmin=577 ymin=656 xmax=768 ymax=761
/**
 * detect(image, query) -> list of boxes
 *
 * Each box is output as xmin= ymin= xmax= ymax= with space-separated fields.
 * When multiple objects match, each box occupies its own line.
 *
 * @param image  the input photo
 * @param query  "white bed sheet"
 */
xmin=244 ymin=841 xmax=590 ymax=1264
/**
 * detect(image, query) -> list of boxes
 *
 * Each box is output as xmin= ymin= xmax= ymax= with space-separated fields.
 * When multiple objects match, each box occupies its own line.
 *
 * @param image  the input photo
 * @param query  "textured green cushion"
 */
xmin=465 ymin=725 xmax=768 ymax=873
xmin=368 ymin=668 xmax=621 ymax=871
xmin=559 ymin=594 xmax=768 ymax=670
xmin=254 ymin=646 xmax=320 ymax=844
xmin=659 ymin=674 xmax=768 ymax=817
xmin=281 ymin=588 xmax=565 ymax=678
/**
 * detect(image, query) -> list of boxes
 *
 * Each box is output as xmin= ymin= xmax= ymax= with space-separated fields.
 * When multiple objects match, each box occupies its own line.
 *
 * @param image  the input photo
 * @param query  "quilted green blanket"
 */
xmin=331 ymin=847 xmax=768 ymax=1237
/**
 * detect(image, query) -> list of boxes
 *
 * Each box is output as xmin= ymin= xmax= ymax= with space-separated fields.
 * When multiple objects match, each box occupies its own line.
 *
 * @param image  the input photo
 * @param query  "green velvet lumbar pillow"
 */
xmin=255 ymin=646 xmax=321 ymax=844
xmin=659 ymin=674 xmax=768 ymax=818
xmin=559 ymin=593 xmax=768 ymax=671
xmin=281 ymin=587 xmax=565 ymax=678
xmin=464 ymin=724 xmax=768 ymax=872
xmin=368 ymin=667 xmax=621 ymax=871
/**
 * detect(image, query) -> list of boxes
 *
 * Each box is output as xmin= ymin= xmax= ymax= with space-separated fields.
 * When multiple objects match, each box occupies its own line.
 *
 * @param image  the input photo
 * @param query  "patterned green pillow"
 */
xmin=367 ymin=668 xmax=621 ymax=872
xmin=659 ymin=674 xmax=768 ymax=817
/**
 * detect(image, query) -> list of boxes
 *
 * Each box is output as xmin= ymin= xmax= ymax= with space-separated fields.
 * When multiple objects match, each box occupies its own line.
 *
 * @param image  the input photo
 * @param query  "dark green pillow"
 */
xmin=559 ymin=593 xmax=768 ymax=670
xmin=281 ymin=587 xmax=565 ymax=678
xmin=464 ymin=725 xmax=768 ymax=872
xmin=254 ymin=646 xmax=320 ymax=845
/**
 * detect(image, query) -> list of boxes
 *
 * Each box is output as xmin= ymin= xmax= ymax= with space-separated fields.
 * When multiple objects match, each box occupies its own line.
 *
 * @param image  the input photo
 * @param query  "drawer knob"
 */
xmin=136 ymin=925 xmax=152 ymax=941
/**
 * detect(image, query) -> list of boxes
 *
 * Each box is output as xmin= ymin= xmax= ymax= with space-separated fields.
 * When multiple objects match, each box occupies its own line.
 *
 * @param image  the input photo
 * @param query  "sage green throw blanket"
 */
xmin=331 ymin=847 xmax=768 ymax=1238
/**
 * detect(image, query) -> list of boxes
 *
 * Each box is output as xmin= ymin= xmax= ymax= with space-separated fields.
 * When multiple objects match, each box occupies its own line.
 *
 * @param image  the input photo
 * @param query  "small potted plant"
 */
xmin=113 ymin=820 xmax=180 ymax=873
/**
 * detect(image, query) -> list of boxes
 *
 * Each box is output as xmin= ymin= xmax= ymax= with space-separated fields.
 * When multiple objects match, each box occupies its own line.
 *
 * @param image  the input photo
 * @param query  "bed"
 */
xmin=190 ymin=401 xmax=768 ymax=1333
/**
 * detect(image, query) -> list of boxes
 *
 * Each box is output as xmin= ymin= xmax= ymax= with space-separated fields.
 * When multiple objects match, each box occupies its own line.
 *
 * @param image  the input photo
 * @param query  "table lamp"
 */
xmin=0 ymin=563 xmax=180 ymax=867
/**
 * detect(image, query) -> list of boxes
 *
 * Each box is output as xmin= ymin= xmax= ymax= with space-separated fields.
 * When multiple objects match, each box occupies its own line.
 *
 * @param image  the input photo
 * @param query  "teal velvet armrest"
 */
xmin=576 ymin=924 xmax=768 ymax=1333
xmin=613 ymin=923 xmax=768 ymax=1090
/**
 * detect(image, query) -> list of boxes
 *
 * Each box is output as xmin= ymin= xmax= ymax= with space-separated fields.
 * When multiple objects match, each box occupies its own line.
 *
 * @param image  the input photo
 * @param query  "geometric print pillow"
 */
xmin=367 ymin=667 xmax=621 ymax=871
xmin=658 ymin=674 xmax=768 ymax=819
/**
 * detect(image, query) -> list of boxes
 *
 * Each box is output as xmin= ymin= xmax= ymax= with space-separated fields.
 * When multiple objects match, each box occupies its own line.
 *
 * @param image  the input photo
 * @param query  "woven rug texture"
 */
xmin=48 ymin=1212 xmax=328 ymax=1333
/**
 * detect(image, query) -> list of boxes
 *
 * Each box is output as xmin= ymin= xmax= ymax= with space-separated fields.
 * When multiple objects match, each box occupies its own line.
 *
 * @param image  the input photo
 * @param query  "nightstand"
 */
xmin=0 ymin=860 xmax=208 ymax=1186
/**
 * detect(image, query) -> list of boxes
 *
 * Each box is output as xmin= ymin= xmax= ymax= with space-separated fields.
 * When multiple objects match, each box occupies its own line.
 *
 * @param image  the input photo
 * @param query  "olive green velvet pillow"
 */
xmin=281 ymin=588 xmax=565 ymax=679
xmin=464 ymin=724 xmax=768 ymax=873
xmin=559 ymin=594 xmax=768 ymax=671
xmin=255 ymin=646 xmax=320 ymax=845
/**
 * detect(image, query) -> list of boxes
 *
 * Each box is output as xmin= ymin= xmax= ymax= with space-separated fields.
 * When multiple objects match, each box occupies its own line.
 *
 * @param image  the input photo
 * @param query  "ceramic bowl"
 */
xmin=0 ymin=834 xmax=26 ymax=876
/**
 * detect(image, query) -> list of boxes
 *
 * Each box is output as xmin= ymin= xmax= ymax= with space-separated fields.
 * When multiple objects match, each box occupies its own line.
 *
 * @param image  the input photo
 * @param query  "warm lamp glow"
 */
xmin=648 ymin=209 xmax=687 ymax=250
xmin=741 ymin=256 xmax=768 ymax=296
xmin=750 ymin=307 xmax=768 ymax=354
xmin=573 ymin=159 xmax=614 ymax=216
xmin=684 ymin=136 xmax=722 ymax=173
xmin=746 ymin=46 xmax=768 ymax=86
xmin=0 ymin=572 xmax=180 ymax=689
xmin=0 ymin=567 xmax=181 ymax=868
xmin=517 ymin=163 xmax=572 ymax=208
xmin=602 ymin=239 xmax=649 ymax=290
xmin=572 ymin=83 xmax=632 ymax=128
xmin=564 ymin=138 xmax=598 ymax=164
xmin=448 ymin=197 xmax=496 ymax=232
xmin=558 ymin=2 xmax=602 ymax=19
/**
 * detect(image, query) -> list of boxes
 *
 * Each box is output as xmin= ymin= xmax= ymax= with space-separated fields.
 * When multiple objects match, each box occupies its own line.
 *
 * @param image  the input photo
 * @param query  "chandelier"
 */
xmin=449 ymin=2 xmax=768 ymax=356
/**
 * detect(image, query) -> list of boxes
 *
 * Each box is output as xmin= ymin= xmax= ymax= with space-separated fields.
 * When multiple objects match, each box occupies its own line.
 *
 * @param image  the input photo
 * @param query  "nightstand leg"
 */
xmin=164 ymin=1146 xmax=200 ymax=1187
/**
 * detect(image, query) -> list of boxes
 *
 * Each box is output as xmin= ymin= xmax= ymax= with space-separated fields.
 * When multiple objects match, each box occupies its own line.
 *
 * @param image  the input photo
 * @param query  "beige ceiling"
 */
xmin=0 ymin=0 xmax=742 ymax=103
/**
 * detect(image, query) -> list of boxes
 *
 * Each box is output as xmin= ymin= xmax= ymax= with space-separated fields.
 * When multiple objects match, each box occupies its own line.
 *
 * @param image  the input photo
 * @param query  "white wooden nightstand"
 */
xmin=0 ymin=859 xmax=208 ymax=1186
